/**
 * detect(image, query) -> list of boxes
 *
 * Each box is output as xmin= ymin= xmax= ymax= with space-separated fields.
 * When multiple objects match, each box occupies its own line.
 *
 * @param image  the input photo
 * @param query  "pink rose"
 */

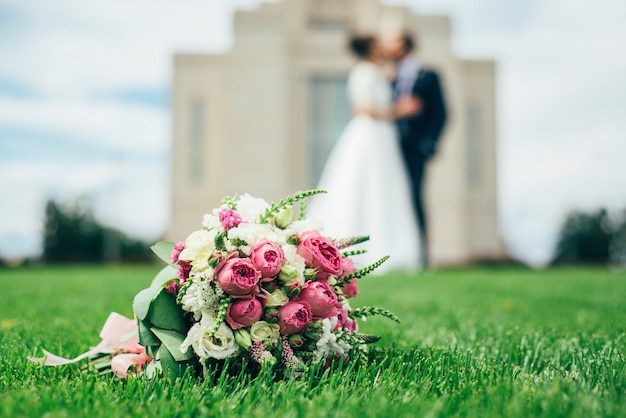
xmin=328 ymin=304 xmax=357 ymax=332
xmin=219 ymin=208 xmax=243 ymax=231
xmin=299 ymin=280 xmax=338 ymax=318
xmin=296 ymin=231 xmax=342 ymax=278
xmin=343 ymin=319 xmax=357 ymax=332
xmin=278 ymin=300 xmax=313 ymax=335
xmin=215 ymin=256 xmax=262 ymax=296
xmin=341 ymin=257 xmax=356 ymax=276
xmin=226 ymin=297 xmax=263 ymax=329
xmin=250 ymin=239 xmax=284 ymax=279
xmin=342 ymin=278 xmax=359 ymax=298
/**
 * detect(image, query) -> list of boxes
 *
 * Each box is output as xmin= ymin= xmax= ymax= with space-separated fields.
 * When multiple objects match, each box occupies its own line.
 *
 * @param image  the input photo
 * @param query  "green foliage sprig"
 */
xmin=353 ymin=333 xmax=382 ymax=344
xmin=214 ymin=231 xmax=227 ymax=251
xmin=176 ymin=279 xmax=194 ymax=305
xmin=341 ymin=249 xmax=368 ymax=258
xmin=350 ymin=306 xmax=400 ymax=323
xmin=340 ymin=256 xmax=389 ymax=282
xmin=220 ymin=195 xmax=239 ymax=210
xmin=209 ymin=294 xmax=232 ymax=338
xmin=297 ymin=199 xmax=308 ymax=221
xmin=259 ymin=190 xmax=326 ymax=224
xmin=333 ymin=235 xmax=370 ymax=250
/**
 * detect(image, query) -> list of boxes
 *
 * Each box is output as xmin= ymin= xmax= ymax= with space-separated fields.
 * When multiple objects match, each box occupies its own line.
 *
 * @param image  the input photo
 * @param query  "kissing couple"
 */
xmin=308 ymin=31 xmax=447 ymax=272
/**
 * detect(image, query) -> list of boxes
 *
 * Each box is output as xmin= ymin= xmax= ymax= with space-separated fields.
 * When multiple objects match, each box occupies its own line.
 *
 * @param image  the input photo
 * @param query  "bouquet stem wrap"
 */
xmin=28 ymin=312 xmax=152 ymax=378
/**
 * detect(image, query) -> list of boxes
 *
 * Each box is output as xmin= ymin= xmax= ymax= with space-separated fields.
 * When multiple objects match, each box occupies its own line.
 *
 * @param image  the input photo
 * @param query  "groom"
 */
xmin=386 ymin=32 xmax=447 ymax=268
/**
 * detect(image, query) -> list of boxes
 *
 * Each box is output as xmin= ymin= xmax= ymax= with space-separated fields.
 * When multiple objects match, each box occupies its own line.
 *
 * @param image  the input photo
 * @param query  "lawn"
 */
xmin=1 ymin=265 xmax=625 ymax=417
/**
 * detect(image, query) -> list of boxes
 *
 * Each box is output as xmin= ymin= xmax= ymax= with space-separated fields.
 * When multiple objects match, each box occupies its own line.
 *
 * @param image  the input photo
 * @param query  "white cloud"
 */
xmin=0 ymin=96 xmax=168 ymax=154
xmin=0 ymin=0 xmax=239 ymax=95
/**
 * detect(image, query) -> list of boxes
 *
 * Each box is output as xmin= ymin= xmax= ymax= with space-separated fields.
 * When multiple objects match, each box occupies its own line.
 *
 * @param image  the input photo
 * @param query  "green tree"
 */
xmin=42 ymin=200 xmax=153 ymax=263
xmin=609 ymin=209 xmax=626 ymax=265
xmin=551 ymin=209 xmax=613 ymax=265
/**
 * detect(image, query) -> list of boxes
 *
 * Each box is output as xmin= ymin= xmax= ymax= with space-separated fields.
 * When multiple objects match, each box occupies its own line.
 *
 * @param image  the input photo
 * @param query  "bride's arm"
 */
xmin=353 ymin=107 xmax=393 ymax=120
xmin=349 ymin=66 xmax=394 ymax=120
xmin=392 ymin=96 xmax=423 ymax=119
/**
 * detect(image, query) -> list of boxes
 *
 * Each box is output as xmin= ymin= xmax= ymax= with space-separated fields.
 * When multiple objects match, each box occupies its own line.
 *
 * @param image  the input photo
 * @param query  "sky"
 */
xmin=1 ymin=0 xmax=625 ymax=265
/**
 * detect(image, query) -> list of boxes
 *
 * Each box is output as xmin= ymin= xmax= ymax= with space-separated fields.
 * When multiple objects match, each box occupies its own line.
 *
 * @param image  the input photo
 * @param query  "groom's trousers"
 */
xmin=401 ymin=147 xmax=429 ymax=268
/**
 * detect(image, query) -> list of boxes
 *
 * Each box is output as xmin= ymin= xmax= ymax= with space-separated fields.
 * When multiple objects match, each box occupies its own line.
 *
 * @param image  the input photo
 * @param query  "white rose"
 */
xmin=202 ymin=214 xmax=222 ymax=230
xmin=250 ymin=321 xmax=280 ymax=343
xmin=190 ymin=251 xmax=211 ymax=273
xmin=286 ymin=219 xmax=323 ymax=235
xmin=236 ymin=194 xmax=270 ymax=223
xmin=180 ymin=315 xmax=239 ymax=360
xmin=184 ymin=230 xmax=216 ymax=254
xmin=234 ymin=223 xmax=280 ymax=246
xmin=262 ymin=289 xmax=289 ymax=307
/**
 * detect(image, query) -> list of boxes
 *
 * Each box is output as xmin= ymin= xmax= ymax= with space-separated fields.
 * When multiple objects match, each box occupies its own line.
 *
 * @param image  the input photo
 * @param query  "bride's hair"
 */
xmin=348 ymin=35 xmax=375 ymax=59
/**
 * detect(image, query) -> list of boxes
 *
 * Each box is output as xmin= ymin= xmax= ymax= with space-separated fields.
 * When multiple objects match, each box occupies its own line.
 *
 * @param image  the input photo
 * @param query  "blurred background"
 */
xmin=1 ymin=0 xmax=625 ymax=267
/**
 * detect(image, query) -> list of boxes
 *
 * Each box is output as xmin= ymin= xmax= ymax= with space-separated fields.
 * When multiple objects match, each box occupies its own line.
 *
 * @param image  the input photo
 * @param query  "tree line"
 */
xmin=551 ymin=208 xmax=626 ymax=265
xmin=41 ymin=200 xmax=154 ymax=263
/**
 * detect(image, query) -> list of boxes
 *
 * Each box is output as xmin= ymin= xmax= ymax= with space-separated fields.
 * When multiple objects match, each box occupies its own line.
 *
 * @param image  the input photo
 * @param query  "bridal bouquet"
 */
xmin=31 ymin=190 xmax=398 ymax=379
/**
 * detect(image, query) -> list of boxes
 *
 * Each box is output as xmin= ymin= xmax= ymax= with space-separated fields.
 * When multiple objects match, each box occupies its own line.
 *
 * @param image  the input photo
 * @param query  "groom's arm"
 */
xmin=414 ymin=70 xmax=447 ymax=158
xmin=426 ymin=71 xmax=447 ymax=143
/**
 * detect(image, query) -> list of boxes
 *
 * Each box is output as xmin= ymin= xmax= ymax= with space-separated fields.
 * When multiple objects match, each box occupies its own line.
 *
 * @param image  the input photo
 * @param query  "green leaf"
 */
xmin=151 ymin=241 xmax=176 ymax=265
xmin=158 ymin=345 xmax=197 ymax=381
xmin=148 ymin=289 xmax=187 ymax=334
xmin=157 ymin=345 xmax=181 ymax=380
xmin=151 ymin=265 xmax=179 ymax=288
xmin=146 ymin=345 xmax=160 ymax=359
xmin=133 ymin=265 xmax=178 ymax=321
xmin=137 ymin=318 xmax=160 ymax=346
xmin=151 ymin=328 xmax=193 ymax=362
xmin=133 ymin=287 xmax=155 ymax=322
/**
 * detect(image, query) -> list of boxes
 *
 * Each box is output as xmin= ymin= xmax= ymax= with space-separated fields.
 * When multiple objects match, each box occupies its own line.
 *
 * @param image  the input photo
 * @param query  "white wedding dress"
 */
xmin=307 ymin=61 xmax=421 ymax=273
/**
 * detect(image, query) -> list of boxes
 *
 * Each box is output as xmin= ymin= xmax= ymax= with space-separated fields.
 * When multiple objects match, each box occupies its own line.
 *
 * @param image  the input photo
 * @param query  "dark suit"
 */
xmin=393 ymin=68 xmax=447 ymax=267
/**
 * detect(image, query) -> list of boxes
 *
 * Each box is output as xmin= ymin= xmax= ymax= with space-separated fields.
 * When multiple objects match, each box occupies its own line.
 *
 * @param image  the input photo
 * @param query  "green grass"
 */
xmin=1 ymin=265 xmax=625 ymax=417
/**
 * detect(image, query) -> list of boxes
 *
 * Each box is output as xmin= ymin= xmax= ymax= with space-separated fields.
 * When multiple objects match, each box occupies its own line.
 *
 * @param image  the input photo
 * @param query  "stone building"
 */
xmin=169 ymin=0 xmax=505 ymax=265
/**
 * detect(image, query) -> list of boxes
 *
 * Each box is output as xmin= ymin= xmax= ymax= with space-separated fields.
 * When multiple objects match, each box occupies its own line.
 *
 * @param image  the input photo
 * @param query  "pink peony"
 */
xmin=296 ymin=231 xmax=342 ymax=278
xmin=250 ymin=239 xmax=284 ymax=279
xmin=343 ymin=319 xmax=357 ymax=332
xmin=226 ymin=297 xmax=263 ymax=329
xmin=278 ymin=300 xmax=313 ymax=335
xmin=328 ymin=304 xmax=356 ymax=332
xmin=342 ymin=278 xmax=359 ymax=298
xmin=219 ymin=208 xmax=243 ymax=231
xmin=340 ymin=257 xmax=356 ymax=276
xmin=215 ymin=256 xmax=262 ymax=296
xmin=299 ymin=280 xmax=338 ymax=318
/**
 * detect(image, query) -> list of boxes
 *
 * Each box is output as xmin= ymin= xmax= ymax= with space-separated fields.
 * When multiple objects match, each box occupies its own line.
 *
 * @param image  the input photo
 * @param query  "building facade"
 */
xmin=169 ymin=0 xmax=505 ymax=265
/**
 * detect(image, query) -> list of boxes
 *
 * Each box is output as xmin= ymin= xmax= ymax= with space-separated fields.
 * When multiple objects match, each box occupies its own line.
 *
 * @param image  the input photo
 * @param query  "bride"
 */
xmin=307 ymin=35 xmax=422 ymax=273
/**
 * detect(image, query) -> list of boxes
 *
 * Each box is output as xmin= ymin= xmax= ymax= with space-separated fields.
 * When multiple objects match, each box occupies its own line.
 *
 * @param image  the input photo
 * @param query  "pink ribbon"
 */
xmin=28 ymin=312 xmax=152 ymax=378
